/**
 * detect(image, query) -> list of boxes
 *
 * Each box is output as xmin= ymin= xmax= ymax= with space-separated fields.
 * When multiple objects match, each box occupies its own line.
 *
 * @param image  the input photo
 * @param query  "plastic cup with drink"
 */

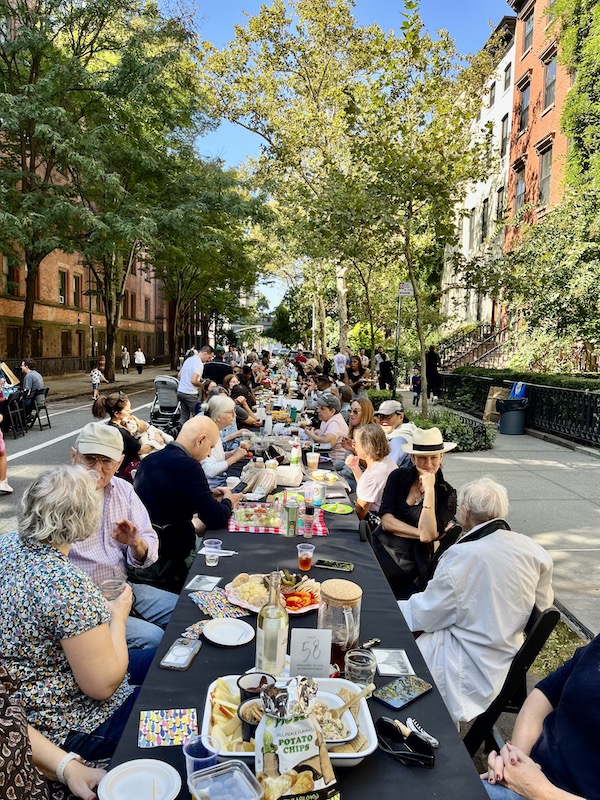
xmin=182 ymin=734 xmax=220 ymax=778
xmin=306 ymin=450 xmax=320 ymax=473
xmin=297 ymin=543 xmax=315 ymax=571
xmin=99 ymin=577 xmax=126 ymax=600
xmin=203 ymin=538 xmax=222 ymax=567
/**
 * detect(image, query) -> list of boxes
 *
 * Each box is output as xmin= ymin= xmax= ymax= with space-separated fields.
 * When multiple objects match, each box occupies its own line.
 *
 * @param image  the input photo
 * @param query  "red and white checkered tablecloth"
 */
xmin=228 ymin=508 xmax=328 ymax=536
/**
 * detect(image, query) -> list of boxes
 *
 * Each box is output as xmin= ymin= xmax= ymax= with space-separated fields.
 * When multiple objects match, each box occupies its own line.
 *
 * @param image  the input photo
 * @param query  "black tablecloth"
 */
xmin=111 ymin=523 xmax=487 ymax=799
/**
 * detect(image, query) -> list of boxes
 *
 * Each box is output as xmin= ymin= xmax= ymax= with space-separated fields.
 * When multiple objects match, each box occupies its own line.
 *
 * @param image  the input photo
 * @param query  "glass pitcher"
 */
xmin=317 ymin=579 xmax=363 ymax=675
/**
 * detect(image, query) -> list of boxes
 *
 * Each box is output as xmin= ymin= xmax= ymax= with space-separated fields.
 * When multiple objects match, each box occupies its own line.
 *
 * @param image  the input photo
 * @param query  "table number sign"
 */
xmin=289 ymin=628 xmax=332 ymax=678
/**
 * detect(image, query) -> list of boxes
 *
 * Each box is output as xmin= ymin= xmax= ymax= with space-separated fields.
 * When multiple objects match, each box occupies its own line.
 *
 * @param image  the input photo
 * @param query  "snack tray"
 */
xmin=202 ymin=675 xmax=377 ymax=767
xmin=224 ymin=579 xmax=320 ymax=616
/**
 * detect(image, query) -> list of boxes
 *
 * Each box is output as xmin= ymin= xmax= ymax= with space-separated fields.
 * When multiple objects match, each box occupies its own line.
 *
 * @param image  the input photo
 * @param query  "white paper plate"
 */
xmin=203 ymin=618 xmax=255 ymax=646
xmin=98 ymin=759 xmax=181 ymax=800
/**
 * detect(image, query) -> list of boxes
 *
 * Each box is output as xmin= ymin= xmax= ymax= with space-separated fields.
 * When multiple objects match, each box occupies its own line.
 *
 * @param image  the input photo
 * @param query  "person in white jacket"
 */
xmin=398 ymin=477 xmax=553 ymax=725
xmin=374 ymin=400 xmax=414 ymax=470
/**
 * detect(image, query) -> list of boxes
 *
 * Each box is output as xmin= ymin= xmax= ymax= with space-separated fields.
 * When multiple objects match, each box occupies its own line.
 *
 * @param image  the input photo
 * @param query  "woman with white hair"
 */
xmin=399 ymin=476 xmax=553 ymax=725
xmin=202 ymin=394 xmax=249 ymax=488
xmin=0 ymin=466 xmax=154 ymax=761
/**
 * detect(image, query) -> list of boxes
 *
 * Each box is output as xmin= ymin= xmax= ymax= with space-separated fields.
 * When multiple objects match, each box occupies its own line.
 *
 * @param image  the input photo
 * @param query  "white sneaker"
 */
xmin=432 ymin=395 xmax=438 ymax=404
xmin=0 ymin=479 xmax=14 ymax=493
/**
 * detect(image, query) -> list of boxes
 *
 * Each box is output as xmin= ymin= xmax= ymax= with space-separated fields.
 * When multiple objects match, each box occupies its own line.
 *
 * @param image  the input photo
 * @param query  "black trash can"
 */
xmin=496 ymin=397 xmax=529 ymax=435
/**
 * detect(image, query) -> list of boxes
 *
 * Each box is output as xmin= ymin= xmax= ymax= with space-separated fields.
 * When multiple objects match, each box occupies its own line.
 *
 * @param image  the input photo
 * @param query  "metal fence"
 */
xmin=441 ymin=372 xmax=600 ymax=448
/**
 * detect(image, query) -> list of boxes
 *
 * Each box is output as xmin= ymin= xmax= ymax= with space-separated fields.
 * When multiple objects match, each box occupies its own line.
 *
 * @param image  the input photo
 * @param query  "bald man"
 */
xmin=133 ymin=416 xmax=241 ymax=592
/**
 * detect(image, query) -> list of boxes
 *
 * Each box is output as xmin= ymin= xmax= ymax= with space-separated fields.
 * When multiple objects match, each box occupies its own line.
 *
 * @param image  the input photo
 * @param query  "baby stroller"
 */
xmin=149 ymin=375 xmax=181 ymax=437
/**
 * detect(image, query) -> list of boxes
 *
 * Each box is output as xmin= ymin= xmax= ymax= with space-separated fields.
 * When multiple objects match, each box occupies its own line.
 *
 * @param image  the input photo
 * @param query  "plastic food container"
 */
xmin=188 ymin=760 xmax=263 ymax=800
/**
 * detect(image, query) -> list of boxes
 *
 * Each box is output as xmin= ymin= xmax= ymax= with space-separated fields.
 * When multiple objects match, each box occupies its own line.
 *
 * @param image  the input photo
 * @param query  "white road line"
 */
xmin=7 ymin=403 xmax=152 ymax=461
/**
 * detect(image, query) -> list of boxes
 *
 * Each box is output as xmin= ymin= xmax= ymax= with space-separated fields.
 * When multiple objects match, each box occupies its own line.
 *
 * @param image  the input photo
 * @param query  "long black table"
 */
xmin=111 ymin=519 xmax=487 ymax=799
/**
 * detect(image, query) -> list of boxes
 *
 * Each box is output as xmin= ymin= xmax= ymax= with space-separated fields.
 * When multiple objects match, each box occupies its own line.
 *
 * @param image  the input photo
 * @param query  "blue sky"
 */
xmin=196 ymin=0 xmax=512 ymax=166
xmin=193 ymin=0 xmax=511 ymax=308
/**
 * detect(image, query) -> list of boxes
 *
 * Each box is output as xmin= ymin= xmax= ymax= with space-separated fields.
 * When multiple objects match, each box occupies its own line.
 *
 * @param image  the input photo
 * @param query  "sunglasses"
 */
xmin=81 ymin=454 xmax=118 ymax=468
xmin=375 ymin=717 xmax=435 ymax=768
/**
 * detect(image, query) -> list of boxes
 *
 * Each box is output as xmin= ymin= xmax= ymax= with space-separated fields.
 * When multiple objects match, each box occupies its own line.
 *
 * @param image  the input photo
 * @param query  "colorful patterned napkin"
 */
xmin=189 ymin=588 xmax=251 ymax=618
xmin=181 ymin=619 xmax=210 ymax=639
xmin=138 ymin=708 xmax=198 ymax=747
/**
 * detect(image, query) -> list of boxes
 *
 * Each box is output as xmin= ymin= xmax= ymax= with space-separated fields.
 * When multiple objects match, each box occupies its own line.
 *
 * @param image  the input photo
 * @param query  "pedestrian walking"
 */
xmin=134 ymin=347 xmax=146 ymax=375
xmin=121 ymin=346 xmax=130 ymax=374
xmin=90 ymin=365 xmax=109 ymax=400
xmin=411 ymin=367 xmax=422 ymax=406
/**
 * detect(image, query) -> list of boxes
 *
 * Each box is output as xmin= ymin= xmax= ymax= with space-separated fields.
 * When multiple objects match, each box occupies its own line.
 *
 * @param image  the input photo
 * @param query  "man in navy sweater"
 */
xmin=482 ymin=635 xmax=600 ymax=800
xmin=133 ymin=416 xmax=240 ymax=592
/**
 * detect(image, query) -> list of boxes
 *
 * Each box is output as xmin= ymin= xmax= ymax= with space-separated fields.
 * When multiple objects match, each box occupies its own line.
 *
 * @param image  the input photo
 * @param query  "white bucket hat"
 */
xmin=401 ymin=426 xmax=457 ymax=455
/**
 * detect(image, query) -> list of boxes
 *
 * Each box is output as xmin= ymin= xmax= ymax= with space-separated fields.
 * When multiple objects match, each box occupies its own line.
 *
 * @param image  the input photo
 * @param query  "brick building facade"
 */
xmin=505 ymin=0 xmax=570 ymax=249
xmin=0 ymin=249 xmax=169 ymax=369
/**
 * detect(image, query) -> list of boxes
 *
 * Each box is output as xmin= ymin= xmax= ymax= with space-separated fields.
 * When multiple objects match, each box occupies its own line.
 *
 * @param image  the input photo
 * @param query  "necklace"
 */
xmin=410 ymin=489 xmax=424 ymax=506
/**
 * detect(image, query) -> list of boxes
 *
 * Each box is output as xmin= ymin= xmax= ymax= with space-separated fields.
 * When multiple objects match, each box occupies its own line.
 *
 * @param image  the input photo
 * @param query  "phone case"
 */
xmin=313 ymin=559 xmax=354 ymax=572
xmin=159 ymin=638 xmax=202 ymax=671
xmin=373 ymin=676 xmax=433 ymax=710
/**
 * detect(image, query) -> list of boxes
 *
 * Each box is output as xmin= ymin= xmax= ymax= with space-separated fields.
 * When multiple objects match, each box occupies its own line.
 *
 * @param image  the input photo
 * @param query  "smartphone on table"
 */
xmin=373 ymin=676 xmax=433 ymax=710
xmin=313 ymin=558 xmax=355 ymax=572
xmin=159 ymin=638 xmax=202 ymax=671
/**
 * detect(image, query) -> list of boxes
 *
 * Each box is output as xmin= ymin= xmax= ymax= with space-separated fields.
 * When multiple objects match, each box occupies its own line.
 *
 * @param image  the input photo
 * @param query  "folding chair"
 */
xmin=7 ymin=389 xmax=27 ymax=438
xmin=28 ymin=388 xmax=51 ymax=431
xmin=462 ymin=605 xmax=560 ymax=756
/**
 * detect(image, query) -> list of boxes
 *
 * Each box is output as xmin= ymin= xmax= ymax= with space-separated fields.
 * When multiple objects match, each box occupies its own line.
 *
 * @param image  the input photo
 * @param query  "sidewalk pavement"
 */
xmin=42 ymin=375 xmax=600 ymax=638
xmin=44 ymin=363 xmax=175 ymax=402
xmin=399 ymin=390 xmax=600 ymax=639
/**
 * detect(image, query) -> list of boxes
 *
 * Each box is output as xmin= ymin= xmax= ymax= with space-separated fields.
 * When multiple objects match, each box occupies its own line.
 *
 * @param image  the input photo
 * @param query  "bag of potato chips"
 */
xmin=255 ymin=677 xmax=341 ymax=800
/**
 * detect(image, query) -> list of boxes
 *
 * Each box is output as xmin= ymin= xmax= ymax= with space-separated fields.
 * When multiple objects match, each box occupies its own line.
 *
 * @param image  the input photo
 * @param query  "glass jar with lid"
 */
xmin=317 ymin=579 xmax=363 ymax=675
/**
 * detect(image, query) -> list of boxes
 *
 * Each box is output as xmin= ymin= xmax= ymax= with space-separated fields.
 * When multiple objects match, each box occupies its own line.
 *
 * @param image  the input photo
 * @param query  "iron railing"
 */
xmin=440 ymin=372 xmax=600 ymax=448
xmin=437 ymin=324 xmax=498 ymax=368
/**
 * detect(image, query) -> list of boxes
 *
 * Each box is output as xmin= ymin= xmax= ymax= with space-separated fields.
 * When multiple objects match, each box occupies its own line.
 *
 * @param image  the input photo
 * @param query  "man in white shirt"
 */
xmin=333 ymin=347 xmax=347 ymax=380
xmin=177 ymin=345 xmax=214 ymax=422
xmin=359 ymin=348 xmax=369 ymax=369
xmin=398 ymin=477 xmax=554 ymax=725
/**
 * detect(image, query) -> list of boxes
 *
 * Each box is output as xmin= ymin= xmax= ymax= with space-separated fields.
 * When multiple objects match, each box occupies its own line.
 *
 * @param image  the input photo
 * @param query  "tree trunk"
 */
xmin=404 ymin=203 xmax=429 ymax=419
xmin=105 ymin=317 xmax=118 ymax=383
xmin=21 ymin=255 xmax=40 ymax=357
xmin=336 ymin=263 xmax=349 ymax=351
xmin=200 ymin=311 xmax=210 ymax=345
xmin=318 ymin=295 xmax=327 ymax=356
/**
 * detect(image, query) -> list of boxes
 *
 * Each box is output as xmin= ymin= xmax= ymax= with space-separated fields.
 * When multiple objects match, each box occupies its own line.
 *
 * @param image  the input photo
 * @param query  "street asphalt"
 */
xmin=15 ymin=369 xmax=600 ymax=638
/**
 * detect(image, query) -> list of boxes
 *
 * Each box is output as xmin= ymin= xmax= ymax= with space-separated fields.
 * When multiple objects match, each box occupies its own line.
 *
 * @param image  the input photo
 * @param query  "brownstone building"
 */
xmin=0 ymin=249 xmax=168 ymax=370
xmin=505 ymin=0 xmax=570 ymax=249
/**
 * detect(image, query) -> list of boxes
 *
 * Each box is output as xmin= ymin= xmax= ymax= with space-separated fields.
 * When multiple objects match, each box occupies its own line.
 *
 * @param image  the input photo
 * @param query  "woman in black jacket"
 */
xmin=374 ymin=427 xmax=458 ymax=599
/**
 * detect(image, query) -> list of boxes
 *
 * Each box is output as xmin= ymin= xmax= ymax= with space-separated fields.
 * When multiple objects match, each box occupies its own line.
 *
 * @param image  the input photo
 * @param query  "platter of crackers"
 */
xmin=203 ymin=675 xmax=377 ymax=767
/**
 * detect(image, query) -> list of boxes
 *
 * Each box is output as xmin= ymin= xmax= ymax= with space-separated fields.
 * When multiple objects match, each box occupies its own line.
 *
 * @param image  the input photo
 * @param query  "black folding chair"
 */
xmin=7 ymin=389 xmax=27 ymax=438
xmin=463 ymin=605 xmax=560 ymax=756
xmin=28 ymin=387 xmax=51 ymax=431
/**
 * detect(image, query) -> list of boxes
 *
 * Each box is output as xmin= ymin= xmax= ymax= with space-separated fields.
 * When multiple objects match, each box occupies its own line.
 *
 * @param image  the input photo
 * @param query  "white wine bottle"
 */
xmin=255 ymin=571 xmax=289 ymax=676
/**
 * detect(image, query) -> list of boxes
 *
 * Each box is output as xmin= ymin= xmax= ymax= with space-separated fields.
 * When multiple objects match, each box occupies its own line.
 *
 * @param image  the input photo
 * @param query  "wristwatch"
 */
xmin=56 ymin=752 xmax=83 ymax=784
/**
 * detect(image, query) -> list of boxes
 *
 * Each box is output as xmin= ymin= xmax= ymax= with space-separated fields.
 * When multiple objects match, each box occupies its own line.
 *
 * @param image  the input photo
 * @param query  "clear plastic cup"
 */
xmin=182 ymin=734 xmax=220 ymax=778
xmin=203 ymin=538 xmax=222 ymax=567
xmin=100 ymin=578 xmax=126 ymax=600
xmin=306 ymin=451 xmax=320 ymax=472
xmin=297 ymin=543 xmax=315 ymax=571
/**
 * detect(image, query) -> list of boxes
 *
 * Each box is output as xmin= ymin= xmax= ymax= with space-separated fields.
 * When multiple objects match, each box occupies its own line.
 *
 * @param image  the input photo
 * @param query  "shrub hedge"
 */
xmin=452 ymin=366 xmax=600 ymax=391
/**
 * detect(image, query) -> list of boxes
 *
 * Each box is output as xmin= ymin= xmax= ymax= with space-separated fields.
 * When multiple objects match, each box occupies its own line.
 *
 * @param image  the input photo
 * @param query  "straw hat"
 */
xmin=401 ymin=426 xmax=457 ymax=455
